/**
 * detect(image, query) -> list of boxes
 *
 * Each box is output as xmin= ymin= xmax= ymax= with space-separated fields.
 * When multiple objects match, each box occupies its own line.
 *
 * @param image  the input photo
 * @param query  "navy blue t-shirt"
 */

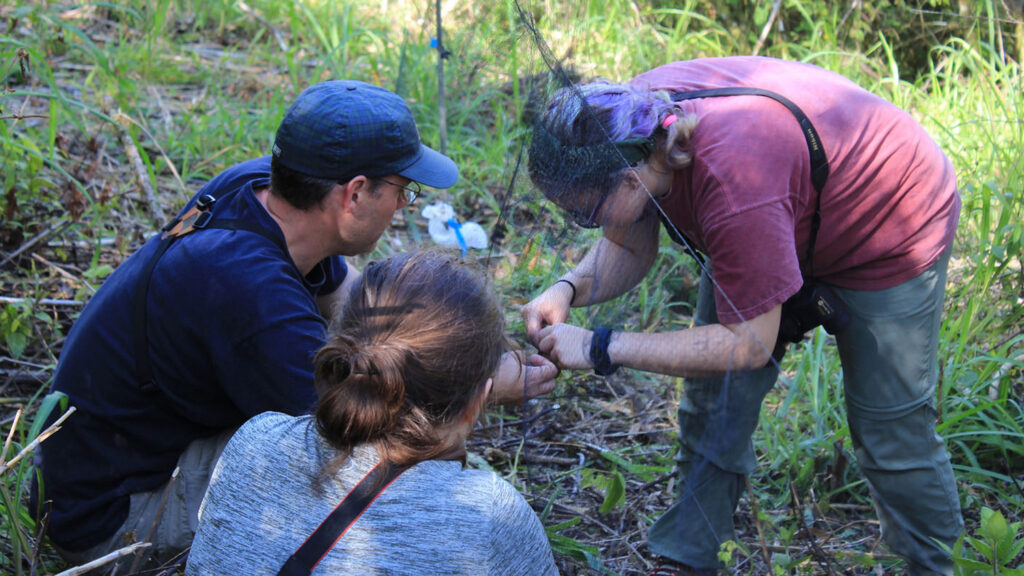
xmin=40 ymin=157 xmax=347 ymax=551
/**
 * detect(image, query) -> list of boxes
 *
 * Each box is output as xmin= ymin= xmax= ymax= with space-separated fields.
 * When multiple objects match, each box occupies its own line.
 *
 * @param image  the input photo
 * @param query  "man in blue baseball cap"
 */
xmin=35 ymin=81 xmax=558 ymax=571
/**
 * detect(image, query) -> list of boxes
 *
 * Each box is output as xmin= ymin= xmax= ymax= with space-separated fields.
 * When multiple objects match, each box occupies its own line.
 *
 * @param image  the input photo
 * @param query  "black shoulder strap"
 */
xmin=668 ymin=87 xmax=829 ymax=276
xmin=277 ymin=461 xmax=408 ymax=576
xmin=133 ymin=197 xmax=288 ymax=391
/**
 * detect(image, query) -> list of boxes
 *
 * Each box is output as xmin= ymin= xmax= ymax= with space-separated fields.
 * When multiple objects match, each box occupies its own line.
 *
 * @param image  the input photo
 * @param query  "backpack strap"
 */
xmin=276 ymin=461 xmax=409 ymax=576
xmin=668 ymin=87 xmax=830 ymax=276
xmin=133 ymin=195 xmax=288 ymax=392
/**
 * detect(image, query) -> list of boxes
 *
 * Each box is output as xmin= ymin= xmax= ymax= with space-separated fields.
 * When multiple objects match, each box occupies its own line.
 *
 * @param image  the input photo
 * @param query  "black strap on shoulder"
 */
xmin=668 ymin=87 xmax=830 ymax=276
xmin=133 ymin=235 xmax=178 ymax=391
xmin=133 ymin=197 xmax=288 ymax=392
xmin=277 ymin=461 xmax=408 ymax=576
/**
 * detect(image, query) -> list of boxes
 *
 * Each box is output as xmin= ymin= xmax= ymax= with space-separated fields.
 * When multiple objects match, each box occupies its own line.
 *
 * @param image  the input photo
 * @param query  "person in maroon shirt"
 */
xmin=523 ymin=57 xmax=962 ymax=576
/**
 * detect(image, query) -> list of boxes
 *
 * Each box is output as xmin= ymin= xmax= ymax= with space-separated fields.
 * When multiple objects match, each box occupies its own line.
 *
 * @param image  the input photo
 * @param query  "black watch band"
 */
xmin=589 ymin=327 xmax=619 ymax=376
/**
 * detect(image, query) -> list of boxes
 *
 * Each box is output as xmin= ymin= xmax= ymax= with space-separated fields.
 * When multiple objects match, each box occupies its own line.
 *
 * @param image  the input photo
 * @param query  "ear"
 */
xmin=338 ymin=175 xmax=374 ymax=215
xmin=661 ymin=115 xmax=696 ymax=170
xmin=626 ymin=168 xmax=645 ymax=186
xmin=464 ymin=378 xmax=493 ymax=424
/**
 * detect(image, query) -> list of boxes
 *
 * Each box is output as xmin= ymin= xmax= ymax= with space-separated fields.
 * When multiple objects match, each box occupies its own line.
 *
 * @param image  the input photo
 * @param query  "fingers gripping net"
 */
xmin=510 ymin=1 xmax=782 ymax=371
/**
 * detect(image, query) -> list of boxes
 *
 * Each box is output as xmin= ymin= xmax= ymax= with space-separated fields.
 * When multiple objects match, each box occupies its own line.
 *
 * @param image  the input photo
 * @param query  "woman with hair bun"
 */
xmin=187 ymin=251 xmax=558 ymax=575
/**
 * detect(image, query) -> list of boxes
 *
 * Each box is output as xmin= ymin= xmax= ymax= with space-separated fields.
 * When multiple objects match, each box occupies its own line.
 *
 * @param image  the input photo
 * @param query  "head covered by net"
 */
xmin=527 ymin=82 xmax=682 ymax=204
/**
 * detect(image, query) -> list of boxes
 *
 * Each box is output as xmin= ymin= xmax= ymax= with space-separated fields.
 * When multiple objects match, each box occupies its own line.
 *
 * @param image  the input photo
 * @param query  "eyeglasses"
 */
xmin=571 ymin=193 xmax=609 ymax=229
xmin=379 ymin=178 xmax=421 ymax=205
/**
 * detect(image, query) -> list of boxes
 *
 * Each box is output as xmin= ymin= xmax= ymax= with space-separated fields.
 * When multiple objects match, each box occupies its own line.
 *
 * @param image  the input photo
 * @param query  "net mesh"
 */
xmin=486 ymin=1 xmax=943 ymax=573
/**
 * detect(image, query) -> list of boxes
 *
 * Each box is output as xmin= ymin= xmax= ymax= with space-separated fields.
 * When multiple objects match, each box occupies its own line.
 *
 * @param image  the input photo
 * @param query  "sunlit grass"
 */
xmin=1 ymin=0 xmax=1022 ymax=573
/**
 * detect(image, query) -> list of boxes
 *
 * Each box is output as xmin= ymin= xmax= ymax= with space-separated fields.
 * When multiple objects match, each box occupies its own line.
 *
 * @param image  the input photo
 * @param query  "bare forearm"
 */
xmin=607 ymin=325 xmax=771 ymax=378
xmin=564 ymin=217 xmax=658 ymax=306
xmin=604 ymin=305 xmax=781 ymax=377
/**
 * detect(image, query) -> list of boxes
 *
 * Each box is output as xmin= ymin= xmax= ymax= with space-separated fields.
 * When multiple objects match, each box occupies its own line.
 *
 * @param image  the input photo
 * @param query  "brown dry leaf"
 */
xmin=63 ymin=182 xmax=86 ymax=221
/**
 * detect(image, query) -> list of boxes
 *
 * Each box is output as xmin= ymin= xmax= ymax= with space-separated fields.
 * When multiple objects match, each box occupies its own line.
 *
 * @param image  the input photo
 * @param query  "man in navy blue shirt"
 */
xmin=37 ymin=81 xmax=558 ymax=569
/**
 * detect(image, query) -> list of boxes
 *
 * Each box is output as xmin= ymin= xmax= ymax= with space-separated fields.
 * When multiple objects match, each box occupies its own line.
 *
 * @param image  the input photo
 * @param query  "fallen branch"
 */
xmin=0 ymin=113 xmax=50 ymax=121
xmin=31 ymin=252 xmax=87 ymax=284
xmin=112 ymin=109 xmax=189 ymax=201
xmin=483 ymin=447 xmax=578 ymax=467
xmin=0 ymin=218 xmax=73 ymax=268
xmin=0 ymin=368 xmax=53 ymax=386
xmin=54 ymin=542 xmax=151 ymax=576
xmin=0 ymin=296 xmax=84 ymax=307
xmin=47 ymin=237 xmax=117 ymax=249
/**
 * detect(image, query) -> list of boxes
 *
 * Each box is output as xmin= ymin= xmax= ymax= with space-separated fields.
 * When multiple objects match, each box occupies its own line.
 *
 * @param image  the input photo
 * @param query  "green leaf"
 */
xmin=544 ymin=517 xmax=581 ymax=532
xmin=28 ymin=391 xmax=69 ymax=442
xmin=7 ymin=331 xmax=26 ymax=359
xmin=580 ymin=469 xmax=626 ymax=513
xmin=966 ymin=536 xmax=993 ymax=561
xmin=981 ymin=508 xmax=1008 ymax=544
xmin=598 ymin=450 xmax=670 ymax=480
xmin=598 ymin=470 xmax=625 ymax=514
xmin=545 ymin=532 xmax=602 ymax=566
xmin=951 ymin=556 xmax=990 ymax=571
xmin=1002 ymin=536 xmax=1024 ymax=566
xmin=84 ymin=264 xmax=115 ymax=281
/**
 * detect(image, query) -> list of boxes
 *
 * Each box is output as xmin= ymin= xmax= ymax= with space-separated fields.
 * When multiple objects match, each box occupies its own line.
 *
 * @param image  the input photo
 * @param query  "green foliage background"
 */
xmin=1 ymin=1 xmax=1022 ymax=574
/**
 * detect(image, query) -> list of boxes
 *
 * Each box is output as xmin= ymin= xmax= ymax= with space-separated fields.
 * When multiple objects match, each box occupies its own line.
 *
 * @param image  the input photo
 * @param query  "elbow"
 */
xmin=725 ymin=307 xmax=782 ymax=371
xmin=745 ymin=345 xmax=773 ymax=370
xmin=734 ymin=333 xmax=776 ymax=370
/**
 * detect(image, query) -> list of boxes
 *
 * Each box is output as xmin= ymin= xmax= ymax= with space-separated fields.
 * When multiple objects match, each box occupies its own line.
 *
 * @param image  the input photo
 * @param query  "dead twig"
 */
xmin=752 ymin=0 xmax=783 ymax=56
xmin=790 ymin=481 xmax=840 ymax=576
xmin=238 ymin=0 xmax=288 ymax=52
xmin=0 ymin=296 xmax=84 ymax=307
xmin=150 ymin=548 xmax=191 ymax=576
xmin=110 ymin=109 xmax=189 ymax=201
xmin=54 ymin=542 xmax=151 ymax=576
xmin=0 ymin=406 xmax=76 ymax=475
xmin=30 ymin=253 xmax=83 ymax=282
xmin=1 ymin=408 xmax=22 ymax=464
xmin=129 ymin=466 xmax=179 ymax=574
xmin=104 ymin=105 xmax=164 ymax=223
xmin=0 ymin=218 xmax=73 ymax=268
xmin=0 ymin=113 xmax=50 ymax=121
xmin=476 ymin=405 xmax=558 ymax=431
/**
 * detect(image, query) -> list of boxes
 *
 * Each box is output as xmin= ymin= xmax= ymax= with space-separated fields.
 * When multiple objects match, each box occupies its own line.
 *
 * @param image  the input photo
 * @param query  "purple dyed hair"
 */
xmin=542 ymin=81 xmax=678 ymax=145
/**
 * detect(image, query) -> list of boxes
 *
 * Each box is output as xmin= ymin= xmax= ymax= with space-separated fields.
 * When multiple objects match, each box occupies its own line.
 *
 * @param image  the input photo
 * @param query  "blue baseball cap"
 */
xmin=272 ymin=80 xmax=458 ymax=188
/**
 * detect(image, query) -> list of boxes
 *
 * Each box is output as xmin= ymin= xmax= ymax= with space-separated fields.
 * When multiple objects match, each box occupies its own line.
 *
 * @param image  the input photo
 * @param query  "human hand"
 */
xmin=522 ymin=281 xmax=575 ymax=344
xmin=535 ymin=323 xmax=593 ymax=371
xmin=489 ymin=352 xmax=559 ymax=405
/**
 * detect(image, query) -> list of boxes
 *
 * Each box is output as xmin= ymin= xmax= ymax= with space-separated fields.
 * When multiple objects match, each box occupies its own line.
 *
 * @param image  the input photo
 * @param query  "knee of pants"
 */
xmin=847 ymin=399 xmax=949 ymax=470
xmin=677 ymin=371 xmax=776 ymax=474
xmin=677 ymin=405 xmax=760 ymax=475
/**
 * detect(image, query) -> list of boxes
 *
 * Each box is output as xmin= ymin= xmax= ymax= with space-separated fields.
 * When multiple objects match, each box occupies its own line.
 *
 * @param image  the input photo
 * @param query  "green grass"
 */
xmin=2 ymin=0 xmax=1022 ymax=574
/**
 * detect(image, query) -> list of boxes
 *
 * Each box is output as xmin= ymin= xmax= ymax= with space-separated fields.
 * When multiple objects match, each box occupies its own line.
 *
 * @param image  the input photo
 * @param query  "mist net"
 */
xmin=480 ymin=1 xmax=949 ymax=573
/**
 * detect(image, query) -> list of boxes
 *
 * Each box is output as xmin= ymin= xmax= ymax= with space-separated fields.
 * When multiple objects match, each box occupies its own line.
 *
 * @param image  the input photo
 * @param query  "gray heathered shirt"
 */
xmin=186 ymin=412 xmax=558 ymax=575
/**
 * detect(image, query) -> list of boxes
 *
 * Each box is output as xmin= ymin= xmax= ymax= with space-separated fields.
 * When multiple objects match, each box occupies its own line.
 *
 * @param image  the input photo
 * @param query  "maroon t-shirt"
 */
xmin=632 ymin=57 xmax=960 ymax=324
